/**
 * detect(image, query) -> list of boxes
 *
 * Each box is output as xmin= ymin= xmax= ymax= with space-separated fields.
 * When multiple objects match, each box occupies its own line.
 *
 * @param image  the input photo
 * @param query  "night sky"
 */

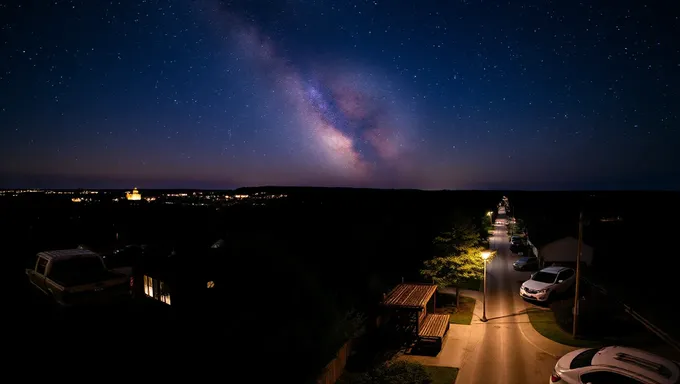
xmin=1 ymin=1 xmax=678 ymax=190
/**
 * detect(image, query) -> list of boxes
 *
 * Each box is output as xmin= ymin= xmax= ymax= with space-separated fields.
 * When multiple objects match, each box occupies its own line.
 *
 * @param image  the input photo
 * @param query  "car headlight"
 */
xmin=538 ymin=288 xmax=549 ymax=293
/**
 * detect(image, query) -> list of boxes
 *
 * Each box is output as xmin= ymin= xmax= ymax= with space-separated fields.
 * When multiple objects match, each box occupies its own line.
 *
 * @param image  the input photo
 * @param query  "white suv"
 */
xmin=550 ymin=346 xmax=680 ymax=383
xmin=520 ymin=266 xmax=575 ymax=302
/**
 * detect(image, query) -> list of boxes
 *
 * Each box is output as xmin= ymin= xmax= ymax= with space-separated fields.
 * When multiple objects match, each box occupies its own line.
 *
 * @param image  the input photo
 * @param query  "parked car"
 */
xmin=510 ymin=235 xmax=524 ymax=244
xmin=513 ymin=256 xmax=539 ymax=271
xmin=519 ymin=266 xmax=575 ymax=302
xmin=26 ymin=249 xmax=131 ymax=307
xmin=510 ymin=242 xmax=526 ymax=253
xmin=550 ymin=345 xmax=680 ymax=383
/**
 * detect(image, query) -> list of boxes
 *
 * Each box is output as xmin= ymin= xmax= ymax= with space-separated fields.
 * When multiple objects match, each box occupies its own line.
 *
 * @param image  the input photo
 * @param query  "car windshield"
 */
xmin=518 ymin=257 xmax=529 ymax=262
xmin=532 ymin=271 xmax=557 ymax=283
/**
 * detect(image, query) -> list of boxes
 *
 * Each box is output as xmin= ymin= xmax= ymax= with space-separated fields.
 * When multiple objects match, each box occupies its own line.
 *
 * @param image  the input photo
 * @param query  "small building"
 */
xmin=528 ymin=236 xmax=594 ymax=268
xmin=126 ymin=188 xmax=142 ymax=201
xmin=381 ymin=283 xmax=449 ymax=351
xmin=132 ymin=245 xmax=223 ymax=312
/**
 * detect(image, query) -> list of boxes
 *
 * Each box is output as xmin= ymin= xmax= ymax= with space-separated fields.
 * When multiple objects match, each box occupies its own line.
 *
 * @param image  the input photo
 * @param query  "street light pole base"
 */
xmin=480 ymin=317 xmax=488 ymax=322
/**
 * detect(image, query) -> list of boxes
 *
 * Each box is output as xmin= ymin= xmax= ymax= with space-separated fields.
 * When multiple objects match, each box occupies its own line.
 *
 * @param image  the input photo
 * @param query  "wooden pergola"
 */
xmin=381 ymin=283 xmax=450 ymax=348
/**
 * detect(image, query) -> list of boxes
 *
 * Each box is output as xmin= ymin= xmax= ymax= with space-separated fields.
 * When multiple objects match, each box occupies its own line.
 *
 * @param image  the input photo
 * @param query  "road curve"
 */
xmin=454 ymin=213 xmax=568 ymax=384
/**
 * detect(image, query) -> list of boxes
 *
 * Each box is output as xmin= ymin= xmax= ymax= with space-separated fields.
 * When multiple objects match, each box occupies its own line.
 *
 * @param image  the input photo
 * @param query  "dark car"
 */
xmin=513 ymin=256 xmax=539 ymax=271
xmin=510 ymin=243 xmax=527 ymax=254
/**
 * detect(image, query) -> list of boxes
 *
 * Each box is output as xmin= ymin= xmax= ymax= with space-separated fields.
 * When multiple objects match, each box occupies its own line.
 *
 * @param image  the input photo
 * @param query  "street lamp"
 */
xmin=487 ymin=211 xmax=493 ymax=226
xmin=480 ymin=251 xmax=491 ymax=322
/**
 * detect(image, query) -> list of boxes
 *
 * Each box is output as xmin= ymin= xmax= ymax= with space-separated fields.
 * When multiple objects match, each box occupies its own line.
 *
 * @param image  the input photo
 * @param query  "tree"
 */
xmin=479 ymin=214 xmax=494 ymax=242
xmin=422 ymin=219 xmax=492 ymax=307
xmin=432 ymin=219 xmax=481 ymax=255
xmin=421 ymin=246 xmax=488 ymax=307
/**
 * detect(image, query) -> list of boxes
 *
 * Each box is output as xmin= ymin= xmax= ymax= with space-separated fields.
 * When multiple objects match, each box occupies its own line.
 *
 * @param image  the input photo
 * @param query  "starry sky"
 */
xmin=1 ymin=0 xmax=679 ymax=190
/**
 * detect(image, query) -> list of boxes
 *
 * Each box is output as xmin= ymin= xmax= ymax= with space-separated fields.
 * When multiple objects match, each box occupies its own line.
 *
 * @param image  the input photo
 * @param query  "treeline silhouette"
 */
xmin=5 ymin=188 xmax=498 ymax=382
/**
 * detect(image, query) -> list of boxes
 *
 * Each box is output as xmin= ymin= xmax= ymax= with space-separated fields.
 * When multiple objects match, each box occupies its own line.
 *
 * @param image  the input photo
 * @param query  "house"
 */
xmin=528 ymin=236 xmax=594 ymax=268
xmin=132 ymin=244 xmax=224 ymax=312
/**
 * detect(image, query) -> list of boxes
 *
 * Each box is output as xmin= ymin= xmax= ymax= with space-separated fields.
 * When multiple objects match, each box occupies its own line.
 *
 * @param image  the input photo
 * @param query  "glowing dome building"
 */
xmin=126 ymin=188 xmax=142 ymax=201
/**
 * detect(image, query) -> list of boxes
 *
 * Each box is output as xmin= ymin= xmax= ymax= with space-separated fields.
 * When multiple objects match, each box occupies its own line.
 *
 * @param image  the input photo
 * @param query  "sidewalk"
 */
xmin=512 ymin=294 xmax=579 ymax=358
xmin=397 ymin=292 xmax=484 ymax=368
xmin=399 ymin=290 xmax=577 ymax=370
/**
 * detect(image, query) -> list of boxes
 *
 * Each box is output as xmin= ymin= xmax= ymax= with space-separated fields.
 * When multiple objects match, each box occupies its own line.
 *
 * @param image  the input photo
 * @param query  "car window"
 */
xmin=570 ymin=348 xmax=599 ymax=369
xmin=580 ymin=371 xmax=644 ymax=384
xmin=532 ymin=271 xmax=557 ymax=283
xmin=559 ymin=269 xmax=574 ymax=280
xmin=36 ymin=257 xmax=48 ymax=275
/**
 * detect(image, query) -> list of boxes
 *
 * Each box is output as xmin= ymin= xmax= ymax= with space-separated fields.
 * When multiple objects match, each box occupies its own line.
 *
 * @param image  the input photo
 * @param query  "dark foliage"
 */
xmin=4 ymin=188 xmax=497 ymax=382
xmin=339 ymin=361 xmax=433 ymax=384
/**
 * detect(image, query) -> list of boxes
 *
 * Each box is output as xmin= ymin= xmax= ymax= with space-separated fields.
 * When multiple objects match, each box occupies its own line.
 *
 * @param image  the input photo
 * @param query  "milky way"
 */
xmin=212 ymin=4 xmax=419 ymax=184
xmin=3 ymin=0 xmax=678 ymax=189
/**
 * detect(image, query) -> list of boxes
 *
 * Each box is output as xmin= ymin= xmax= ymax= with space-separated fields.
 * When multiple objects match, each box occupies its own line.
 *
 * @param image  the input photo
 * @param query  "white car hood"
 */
xmin=522 ymin=279 xmax=554 ymax=291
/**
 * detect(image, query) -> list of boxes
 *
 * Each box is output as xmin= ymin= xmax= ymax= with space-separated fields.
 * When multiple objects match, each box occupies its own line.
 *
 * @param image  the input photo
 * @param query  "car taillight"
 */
xmin=550 ymin=371 xmax=561 ymax=382
xmin=130 ymin=276 xmax=134 ymax=288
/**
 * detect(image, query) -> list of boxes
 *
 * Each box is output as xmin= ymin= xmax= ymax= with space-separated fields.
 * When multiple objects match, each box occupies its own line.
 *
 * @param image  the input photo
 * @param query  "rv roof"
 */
xmin=37 ymin=249 xmax=101 ymax=261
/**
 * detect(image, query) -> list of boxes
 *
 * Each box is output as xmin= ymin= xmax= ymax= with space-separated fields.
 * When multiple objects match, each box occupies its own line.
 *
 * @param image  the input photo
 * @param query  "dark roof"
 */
xmin=382 ymin=283 xmax=437 ymax=309
xmin=141 ymin=247 xmax=225 ymax=280
xmin=37 ymin=249 xmax=100 ymax=261
xmin=525 ymin=216 xmax=578 ymax=248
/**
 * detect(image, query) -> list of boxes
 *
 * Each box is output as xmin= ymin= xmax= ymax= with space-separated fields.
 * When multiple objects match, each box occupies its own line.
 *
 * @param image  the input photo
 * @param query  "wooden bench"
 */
xmin=418 ymin=313 xmax=450 ymax=347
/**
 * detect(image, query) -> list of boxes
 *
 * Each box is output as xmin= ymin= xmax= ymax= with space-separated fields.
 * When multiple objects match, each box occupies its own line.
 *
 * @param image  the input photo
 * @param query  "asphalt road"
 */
xmin=455 ymin=212 xmax=559 ymax=384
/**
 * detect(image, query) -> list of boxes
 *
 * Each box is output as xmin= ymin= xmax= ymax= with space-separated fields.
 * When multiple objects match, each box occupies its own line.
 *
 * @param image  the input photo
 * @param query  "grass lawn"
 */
xmin=449 ymin=296 xmax=476 ymax=325
xmin=525 ymin=307 xmax=602 ymax=348
xmin=423 ymin=366 xmax=459 ymax=384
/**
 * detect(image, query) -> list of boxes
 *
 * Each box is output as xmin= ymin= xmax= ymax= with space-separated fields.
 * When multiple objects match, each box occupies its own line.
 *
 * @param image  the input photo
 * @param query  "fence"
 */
xmin=317 ymin=339 xmax=353 ymax=384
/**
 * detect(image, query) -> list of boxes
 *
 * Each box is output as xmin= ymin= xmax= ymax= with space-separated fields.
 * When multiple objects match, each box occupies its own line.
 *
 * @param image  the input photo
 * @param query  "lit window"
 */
xmin=207 ymin=281 xmax=215 ymax=289
xmin=159 ymin=281 xmax=171 ymax=305
xmin=144 ymin=275 xmax=171 ymax=305
xmin=144 ymin=275 xmax=153 ymax=297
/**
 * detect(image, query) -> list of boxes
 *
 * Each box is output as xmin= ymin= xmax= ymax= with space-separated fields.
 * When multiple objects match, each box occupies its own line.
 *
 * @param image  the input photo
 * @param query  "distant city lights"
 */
xmin=1 ymin=188 xmax=287 ymax=207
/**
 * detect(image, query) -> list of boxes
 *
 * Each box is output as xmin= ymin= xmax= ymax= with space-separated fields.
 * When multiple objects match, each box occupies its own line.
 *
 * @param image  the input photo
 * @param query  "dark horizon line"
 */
xmin=1 ymin=185 xmax=678 ymax=193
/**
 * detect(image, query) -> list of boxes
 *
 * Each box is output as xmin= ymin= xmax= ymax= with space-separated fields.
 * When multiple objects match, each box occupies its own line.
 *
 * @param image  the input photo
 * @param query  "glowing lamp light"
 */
xmin=481 ymin=251 xmax=491 ymax=261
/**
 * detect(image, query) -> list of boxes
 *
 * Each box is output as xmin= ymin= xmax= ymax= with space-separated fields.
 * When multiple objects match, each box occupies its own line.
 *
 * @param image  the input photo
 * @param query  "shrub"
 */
xmin=339 ymin=361 xmax=433 ymax=384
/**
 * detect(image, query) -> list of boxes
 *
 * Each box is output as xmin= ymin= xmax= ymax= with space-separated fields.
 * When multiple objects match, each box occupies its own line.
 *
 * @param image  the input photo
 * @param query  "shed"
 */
xmin=537 ymin=236 xmax=594 ymax=267
xmin=381 ymin=283 xmax=449 ymax=349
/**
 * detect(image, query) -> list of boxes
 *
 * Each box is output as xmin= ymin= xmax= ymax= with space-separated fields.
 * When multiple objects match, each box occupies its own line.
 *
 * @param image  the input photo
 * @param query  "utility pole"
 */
xmin=482 ymin=258 xmax=488 ymax=322
xmin=572 ymin=211 xmax=583 ymax=338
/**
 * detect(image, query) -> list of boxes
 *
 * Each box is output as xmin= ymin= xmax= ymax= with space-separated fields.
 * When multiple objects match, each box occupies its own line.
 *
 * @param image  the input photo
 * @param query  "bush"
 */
xmin=339 ymin=361 xmax=433 ymax=384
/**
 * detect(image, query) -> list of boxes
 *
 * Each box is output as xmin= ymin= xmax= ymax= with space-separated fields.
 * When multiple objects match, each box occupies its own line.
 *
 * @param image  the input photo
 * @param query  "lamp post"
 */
xmin=481 ymin=251 xmax=491 ymax=322
xmin=487 ymin=211 xmax=493 ymax=226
